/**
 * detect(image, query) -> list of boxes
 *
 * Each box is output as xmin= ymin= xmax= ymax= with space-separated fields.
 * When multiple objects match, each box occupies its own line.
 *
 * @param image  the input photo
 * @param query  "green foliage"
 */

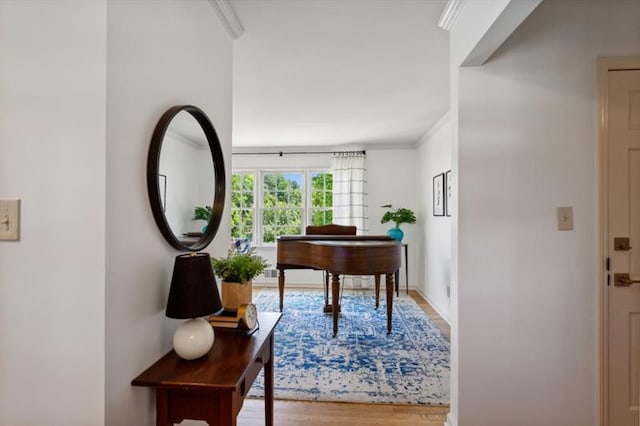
xmin=211 ymin=248 xmax=269 ymax=284
xmin=230 ymin=171 xmax=334 ymax=243
xmin=193 ymin=206 xmax=212 ymax=222
xmin=231 ymin=174 xmax=256 ymax=239
xmin=380 ymin=204 xmax=416 ymax=228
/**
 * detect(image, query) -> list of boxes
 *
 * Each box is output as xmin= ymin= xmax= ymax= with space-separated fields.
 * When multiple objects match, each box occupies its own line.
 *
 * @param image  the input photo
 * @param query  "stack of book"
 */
xmin=208 ymin=310 xmax=241 ymax=329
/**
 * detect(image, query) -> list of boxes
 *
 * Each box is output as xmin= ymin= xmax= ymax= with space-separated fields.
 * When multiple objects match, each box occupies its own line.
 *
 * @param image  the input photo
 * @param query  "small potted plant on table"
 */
xmin=211 ymin=246 xmax=269 ymax=312
xmin=380 ymin=204 xmax=416 ymax=241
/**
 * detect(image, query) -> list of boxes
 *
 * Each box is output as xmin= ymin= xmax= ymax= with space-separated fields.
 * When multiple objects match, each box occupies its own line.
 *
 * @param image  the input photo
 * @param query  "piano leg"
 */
xmin=385 ymin=273 xmax=394 ymax=334
xmin=278 ymin=268 xmax=285 ymax=313
xmin=332 ymin=273 xmax=340 ymax=337
xmin=323 ymin=271 xmax=331 ymax=313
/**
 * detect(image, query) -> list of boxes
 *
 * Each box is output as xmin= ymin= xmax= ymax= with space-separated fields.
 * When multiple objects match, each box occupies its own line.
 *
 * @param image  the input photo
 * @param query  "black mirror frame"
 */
xmin=147 ymin=105 xmax=226 ymax=252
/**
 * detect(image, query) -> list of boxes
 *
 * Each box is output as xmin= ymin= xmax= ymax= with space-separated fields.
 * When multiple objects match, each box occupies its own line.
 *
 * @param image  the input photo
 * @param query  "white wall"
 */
xmin=457 ymin=1 xmax=640 ymax=425
xmin=0 ymin=1 xmax=106 ymax=424
xmin=417 ymin=116 xmax=452 ymax=321
xmin=106 ymin=1 xmax=232 ymax=425
xmin=359 ymin=148 xmax=420 ymax=290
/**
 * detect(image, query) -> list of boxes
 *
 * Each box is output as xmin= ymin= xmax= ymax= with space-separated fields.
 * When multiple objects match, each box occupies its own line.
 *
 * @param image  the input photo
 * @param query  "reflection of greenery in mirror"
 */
xmin=193 ymin=206 xmax=212 ymax=232
xmin=147 ymin=105 xmax=225 ymax=252
xmin=230 ymin=171 xmax=333 ymax=244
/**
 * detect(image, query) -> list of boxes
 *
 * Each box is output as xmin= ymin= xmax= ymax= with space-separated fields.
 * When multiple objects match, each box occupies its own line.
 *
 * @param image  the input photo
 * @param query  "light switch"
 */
xmin=0 ymin=199 xmax=20 ymax=241
xmin=557 ymin=206 xmax=573 ymax=231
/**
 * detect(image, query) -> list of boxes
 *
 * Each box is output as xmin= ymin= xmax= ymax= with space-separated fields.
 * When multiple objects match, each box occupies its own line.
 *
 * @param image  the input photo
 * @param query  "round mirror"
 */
xmin=147 ymin=105 xmax=225 ymax=251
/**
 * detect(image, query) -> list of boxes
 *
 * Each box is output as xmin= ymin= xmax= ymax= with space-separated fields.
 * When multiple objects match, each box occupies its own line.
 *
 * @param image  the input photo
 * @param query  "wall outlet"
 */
xmin=0 ymin=199 xmax=20 ymax=241
xmin=556 ymin=206 xmax=573 ymax=231
xmin=263 ymin=269 xmax=278 ymax=278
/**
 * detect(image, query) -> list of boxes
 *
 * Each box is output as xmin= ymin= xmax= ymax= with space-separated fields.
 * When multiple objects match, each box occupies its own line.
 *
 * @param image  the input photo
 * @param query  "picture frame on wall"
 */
xmin=159 ymin=174 xmax=167 ymax=212
xmin=433 ymin=173 xmax=445 ymax=216
xmin=445 ymin=170 xmax=451 ymax=217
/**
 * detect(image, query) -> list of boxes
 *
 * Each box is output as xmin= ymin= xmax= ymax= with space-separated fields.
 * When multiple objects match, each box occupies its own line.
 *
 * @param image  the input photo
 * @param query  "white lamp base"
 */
xmin=173 ymin=318 xmax=215 ymax=360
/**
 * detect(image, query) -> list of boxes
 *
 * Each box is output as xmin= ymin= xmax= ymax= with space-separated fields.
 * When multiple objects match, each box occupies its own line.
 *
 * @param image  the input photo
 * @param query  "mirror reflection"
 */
xmin=160 ymin=111 xmax=215 ymax=239
xmin=147 ymin=105 xmax=225 ymax=251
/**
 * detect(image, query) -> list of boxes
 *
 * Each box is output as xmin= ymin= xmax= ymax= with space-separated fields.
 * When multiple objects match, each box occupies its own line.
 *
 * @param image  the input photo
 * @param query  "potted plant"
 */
xmin=380 ymin=204 xmax=416 ymax=241
xmin=211 ymin=247 xmax=269 ymax=312
xmin=193 ymin=206 xmax=212 ymax=232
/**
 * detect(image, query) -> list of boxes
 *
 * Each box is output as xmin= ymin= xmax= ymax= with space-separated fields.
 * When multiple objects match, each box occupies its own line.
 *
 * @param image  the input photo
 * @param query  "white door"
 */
xmin=608 ymin=67 xmax=640 ymax=426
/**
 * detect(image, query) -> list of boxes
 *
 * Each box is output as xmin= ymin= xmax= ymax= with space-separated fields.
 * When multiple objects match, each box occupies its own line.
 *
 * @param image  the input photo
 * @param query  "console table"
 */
xmin=132 ymin=312 xmax=281 ymax=426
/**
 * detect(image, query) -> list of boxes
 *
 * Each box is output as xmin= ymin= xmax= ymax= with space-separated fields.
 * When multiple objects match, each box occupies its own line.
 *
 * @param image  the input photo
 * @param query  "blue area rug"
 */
xmin=249 ymin=289 xmax=449 ymax=405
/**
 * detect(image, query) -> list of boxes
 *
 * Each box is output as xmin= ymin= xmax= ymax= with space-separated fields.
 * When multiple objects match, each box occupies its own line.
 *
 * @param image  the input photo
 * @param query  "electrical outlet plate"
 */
xmin=556 ymin=206 xmax=573 ymax=231
xmin=0 ymin=199 xmax=20 ymax=241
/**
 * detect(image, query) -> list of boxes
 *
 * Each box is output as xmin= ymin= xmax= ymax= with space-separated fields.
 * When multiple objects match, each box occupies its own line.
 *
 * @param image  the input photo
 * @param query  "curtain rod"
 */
xmin=232 ymin=150 xmax=366 ymax=157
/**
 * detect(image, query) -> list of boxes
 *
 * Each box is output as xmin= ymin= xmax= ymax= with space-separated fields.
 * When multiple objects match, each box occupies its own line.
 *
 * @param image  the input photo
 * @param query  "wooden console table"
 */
xmin=132 ymin=312 xmax=281 ymax=426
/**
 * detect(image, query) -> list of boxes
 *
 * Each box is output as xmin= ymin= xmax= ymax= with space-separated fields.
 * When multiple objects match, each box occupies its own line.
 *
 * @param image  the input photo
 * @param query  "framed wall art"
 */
xmin=445 ymin=170 xmax=451 ymax=217
xmin=433 ymin=173 xmax=445 ymax=216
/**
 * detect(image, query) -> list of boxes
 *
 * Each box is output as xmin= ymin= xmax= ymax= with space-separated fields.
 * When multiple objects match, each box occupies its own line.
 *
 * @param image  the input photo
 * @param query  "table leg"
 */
xmin=278 ymin=269 xmax=285 ymax=312
xmin=394 ymin=270 xmax=399 ymax=297
xmin=374 ymin=275 xmax=380 ymax=309
xmin=323 ymin=271 xmax=329 ymax=307
xmin=213 ymin=392 xmax=236 ymax=426
xmin=265 ymin=334 xmax=275 ymax=426
xmin=386 ymin=273 xmax=394 ymax=333
xmin=156 ymin=389 xmax=171 ymax=426
xmin=404 ymin=244 xmax=409 ymax=295
xmin=332 ymin=273 xmax=340 ymax=336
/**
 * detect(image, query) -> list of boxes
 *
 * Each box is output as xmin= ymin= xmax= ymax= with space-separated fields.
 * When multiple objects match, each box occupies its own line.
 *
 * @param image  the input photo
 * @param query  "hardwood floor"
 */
xmin=238 ymin=399 xmax=449 ymax=426
xmin=238 ymin=288 xmax=451 ymax=426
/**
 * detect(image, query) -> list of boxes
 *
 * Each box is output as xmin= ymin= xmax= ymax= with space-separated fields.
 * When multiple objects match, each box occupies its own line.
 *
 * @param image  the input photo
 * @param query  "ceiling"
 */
xmin=229 ymin=0 xmax=450 ymax=149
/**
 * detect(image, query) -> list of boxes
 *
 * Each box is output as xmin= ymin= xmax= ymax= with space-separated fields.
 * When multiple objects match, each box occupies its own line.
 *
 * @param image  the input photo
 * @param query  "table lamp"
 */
xmin=166 ymin=252 xmax=222 ymax=360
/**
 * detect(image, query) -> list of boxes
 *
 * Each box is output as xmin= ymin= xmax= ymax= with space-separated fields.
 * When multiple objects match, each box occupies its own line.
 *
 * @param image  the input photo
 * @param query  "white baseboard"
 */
xmin=444 ymin=412 xmax=456 ymax=426
xmin=414 ymin=289 xmax=451 ymax=325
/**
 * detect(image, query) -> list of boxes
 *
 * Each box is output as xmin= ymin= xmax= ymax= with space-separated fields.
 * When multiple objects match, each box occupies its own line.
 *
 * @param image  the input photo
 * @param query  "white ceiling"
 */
xmin=230 ymin=0 xmax=450 ymax=149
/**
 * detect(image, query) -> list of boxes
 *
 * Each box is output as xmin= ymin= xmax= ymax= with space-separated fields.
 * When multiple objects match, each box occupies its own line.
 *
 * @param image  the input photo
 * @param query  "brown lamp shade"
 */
xmin=166 ymin=252 xmax=222 ymax=319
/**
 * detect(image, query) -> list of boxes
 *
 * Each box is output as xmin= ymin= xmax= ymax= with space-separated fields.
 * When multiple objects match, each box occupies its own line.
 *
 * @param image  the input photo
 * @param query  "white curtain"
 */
xmin=331 ymin=151 xmax=367 ymax=234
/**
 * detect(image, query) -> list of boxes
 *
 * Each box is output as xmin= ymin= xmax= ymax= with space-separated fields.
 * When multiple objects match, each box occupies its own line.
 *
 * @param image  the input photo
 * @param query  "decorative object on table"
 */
xmin=233 ymin=237 xmax=251 ymax=254
xmin=433 ymin=173 xmax=445 ymax=216
xmin=209 ymin=302 xmax=259 ymax=334
xmin=445 ymin=170 xmax=452 ymax=217
xmin=193 ymin=205 xmax=212 ymax=233
xmin=211 ymin=246 xmax=269 ymax=312
xmin=380 ymin=204 xmax=416 ymax=241
xmin=165 ymin=252 xmax=222 ymax=360
xmin=248 ymin=289 xmax=450 ymax=405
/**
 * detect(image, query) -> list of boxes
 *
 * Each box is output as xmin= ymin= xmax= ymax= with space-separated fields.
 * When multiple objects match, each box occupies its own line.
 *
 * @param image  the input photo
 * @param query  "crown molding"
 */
xmin=209 ymin=0 xmax=244 ymax=39
xmin=437 ymin=0 xmax=466 ymax=31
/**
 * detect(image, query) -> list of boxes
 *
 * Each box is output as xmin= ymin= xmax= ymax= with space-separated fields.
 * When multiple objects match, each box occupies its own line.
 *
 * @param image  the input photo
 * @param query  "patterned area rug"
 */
xmin=248 ymin=289 xmax=449 ymax=405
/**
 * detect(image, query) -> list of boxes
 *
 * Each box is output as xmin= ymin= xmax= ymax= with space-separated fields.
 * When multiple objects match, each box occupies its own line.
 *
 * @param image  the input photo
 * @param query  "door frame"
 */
xmin=597 ymin=55 xmax=640 ymax=426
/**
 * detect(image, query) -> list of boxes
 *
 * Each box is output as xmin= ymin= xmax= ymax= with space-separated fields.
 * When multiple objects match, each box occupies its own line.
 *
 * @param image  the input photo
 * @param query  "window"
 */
xmin=231 ymin=169 xmax=333 ymax=245
xmin=262 ymin=172 xmax=304 ymax=243
xmin=230 ymin=172 xmax=255 ymax=241
xmin=310 ymin=172 xmax=333 ymax=225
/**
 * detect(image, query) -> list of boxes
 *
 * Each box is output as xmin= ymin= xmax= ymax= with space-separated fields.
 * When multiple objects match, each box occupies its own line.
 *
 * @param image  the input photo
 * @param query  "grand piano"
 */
xmin=276 ymin=235 xmax=402 ymax=336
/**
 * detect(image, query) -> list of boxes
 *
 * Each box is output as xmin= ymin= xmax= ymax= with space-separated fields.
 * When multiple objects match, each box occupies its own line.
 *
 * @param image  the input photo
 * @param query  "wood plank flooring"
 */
xmin=237 ymin=288 xmax=450 ymax=426
xmin=238 ymin=399 xmax=449 ymax=426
